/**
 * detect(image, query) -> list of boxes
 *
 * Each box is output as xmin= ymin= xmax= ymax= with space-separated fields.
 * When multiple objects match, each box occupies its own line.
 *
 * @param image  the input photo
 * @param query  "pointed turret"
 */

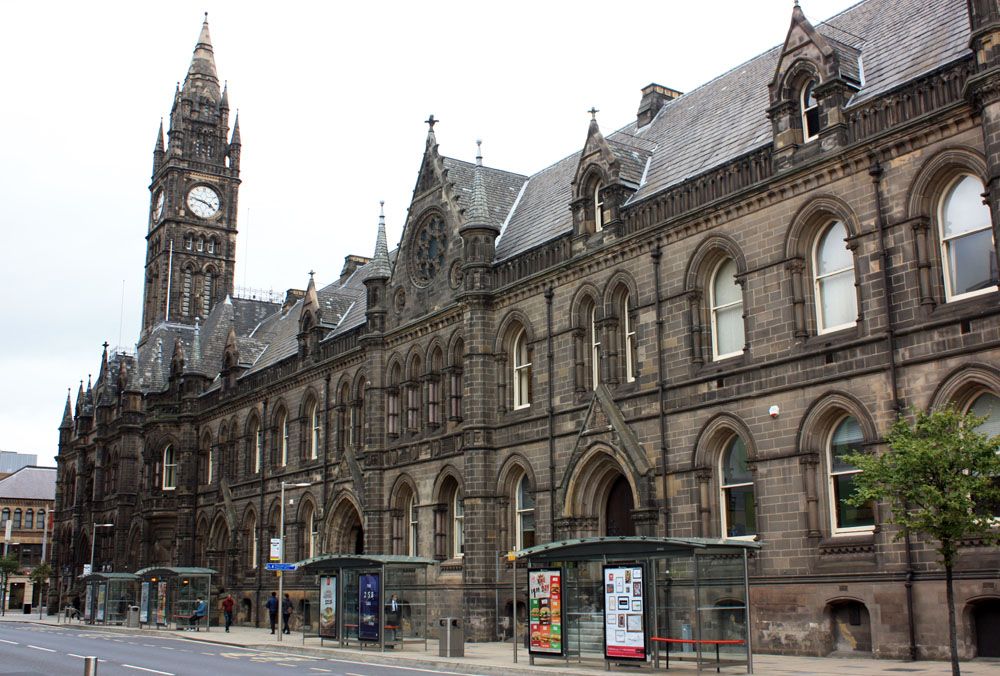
xmin=60 ymin=390 xmax=73 ymax=430
xmin=221 ymin=81 xmax=230 ymax=110
xmin=230 ymin=112 xmax=241 ymax=145
xmin=459 ymin=141 xmax=499 ymax=294
xmin=228 ymin=111 xmax=241 ymax=171
xmin=153 ymin=119 xmax=165 ymax=173
xmin=462 ymin=140 xmax=493 ymax=232
xmin=74 ymin=380 xmax=84 ymax=417
xmin=367 ymin=202 xmax=392 ymax=280
xmin=182 ymin=13 xmax=220 ymax=101
xmin=363 ymin=203 xmax=392 ymax=333
xmin=97 ymin=342 xmax=109 ymax=383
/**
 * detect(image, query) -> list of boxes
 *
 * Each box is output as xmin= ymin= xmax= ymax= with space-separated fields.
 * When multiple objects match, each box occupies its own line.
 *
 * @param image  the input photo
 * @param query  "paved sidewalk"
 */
xmin=0 ymin=612 xmax=997 ymax=675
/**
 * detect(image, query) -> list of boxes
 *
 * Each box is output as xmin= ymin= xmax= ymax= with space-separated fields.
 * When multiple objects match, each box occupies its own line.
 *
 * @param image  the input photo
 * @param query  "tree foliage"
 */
xmin=844 ymin=405 xmax=1000 ymax=564
xmin=0 ymin=554 xmax=18 ymax=578
xmin=29 ymin=562 xmax=52 ymax=587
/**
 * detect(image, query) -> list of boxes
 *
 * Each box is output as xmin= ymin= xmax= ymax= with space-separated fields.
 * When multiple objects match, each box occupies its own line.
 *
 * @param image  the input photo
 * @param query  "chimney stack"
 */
xmin=637 ymin=83 xmax=682 ymax=127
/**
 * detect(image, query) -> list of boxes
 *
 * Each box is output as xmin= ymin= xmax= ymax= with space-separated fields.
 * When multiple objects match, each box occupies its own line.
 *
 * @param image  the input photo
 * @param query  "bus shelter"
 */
xmin=295 ymin=554 xmax=437 ymax=652
xmin=514 ymin=536 xmax=760 ymax=673
xmin=80 ymin=572 xmax=138 ymax=625
xmin=134 ymin=567 xmax=216 ymax=630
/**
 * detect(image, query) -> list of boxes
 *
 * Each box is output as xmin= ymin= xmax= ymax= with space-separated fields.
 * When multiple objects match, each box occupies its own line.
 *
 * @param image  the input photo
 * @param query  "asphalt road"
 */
xmin=0 ymin=622 xmax=468 ymax=676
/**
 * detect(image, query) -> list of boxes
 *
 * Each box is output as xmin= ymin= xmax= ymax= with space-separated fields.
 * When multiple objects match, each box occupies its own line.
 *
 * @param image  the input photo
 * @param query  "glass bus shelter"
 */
xmin=80 ymin=572 xmax=139 ymax=625
xmin=514 ymin=536 xmax=760 ymax=673
xmin=134 ymin=567 xmax=217 ymax=630
xmin=295 ymin=554 xmax=437 ymax=652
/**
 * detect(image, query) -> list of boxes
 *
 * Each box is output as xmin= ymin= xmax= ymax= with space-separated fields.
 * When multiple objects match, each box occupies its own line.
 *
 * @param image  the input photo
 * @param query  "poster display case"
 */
xmin=603 ymin=564 xmax=646 ymax=660
xmin=528 ymin=568 xmax=563 ymax=655
xmin=358 ymin=573 xmax=381 ymax=642
xmin=319 ymin=575 xmax=337 ymax=639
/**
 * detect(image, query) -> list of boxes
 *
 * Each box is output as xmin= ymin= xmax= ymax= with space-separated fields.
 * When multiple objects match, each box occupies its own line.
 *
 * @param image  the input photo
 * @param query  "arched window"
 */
xmin=249 ymin=419 xmax=262 ymax=474
xmin=196 ymin=236 xmax=204 ymax=252
xmin=36 ymin=510 xmax=44 ymax=530
xmin=621 ymin=292 xmax=637 ymax=382
xmin=828 ymin=416 xmax=874 ymax=533
xmin=436 ymin=477 xmax=464 ymax=560
xmin=387 ymin=363 xmax=401 ymax=436
xmin=201 ymin=434 xmax=213 ymax=485
xmin=246 ymin=512 xmax=258 ymax=570
xmin=969 ymin=391 xmax=1000 ymax=518
xmin=720 ymin=436 xmax=755 ymax=537
xmin=512 ymin=328 xmax=532 ymax=409
xmin=813 ymin=220 xmax=857 ymax=333
xmin=309 ymin=400 xmax=321 ymax=460
xmin=24 ymin=509 xmax=33 ymax=530
xmin=428 ymin=347 xmax=443 ymax=426
xmin=406 ymin=358 xmax=422 ymax=432
xmin=449 ymin=339 xmax=464 ymax=421
xmin=515 ymin=474 xmax=535 ymax=550
xmin=352 ymin=381 xmax=366 ymax=449
xmin=181 ymin=267 xmax=193 ymax=317
xmin=336 ymin=384 xmax=349 ymax=451
xmin=801 ymin=80 xmax=819 ymax=142
xmin=208 ymin=238 xmax=216 ymax=254
xmin=407 ymin=493 xmax=419 ymax=557
xmin=594 ymin=183 xmax=605 ymax=232
xmin=0 ymin=508 xmax=8 ymax=525
xmin=710 ymin=258 xmax=744 ymax=359
xmin=202 ymin=272 xmax=214 ymax=315
xmin=302 ymin=502 xmax=317 ymax=559
xmin=11 ymin=509 xmax=21 ymax=529
xmin=939 ymin=174 xmax=997 ymax=301
xmin=453 ymin=490 xmax=464 ymax=558
xmin=591 ymin=306 xmax=601 ymax=388
xmin=278 ymin=410 xmax=289 ymax=466
xmin=162 ymin=444 xmax=177 ymax=490
xmin=184 ymin=235 xmax=193 ymax=250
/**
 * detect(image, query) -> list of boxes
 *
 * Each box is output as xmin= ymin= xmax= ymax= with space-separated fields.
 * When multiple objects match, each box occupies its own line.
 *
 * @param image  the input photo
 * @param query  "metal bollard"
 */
xmin=83 ymin=656 xmax=98 ymax=675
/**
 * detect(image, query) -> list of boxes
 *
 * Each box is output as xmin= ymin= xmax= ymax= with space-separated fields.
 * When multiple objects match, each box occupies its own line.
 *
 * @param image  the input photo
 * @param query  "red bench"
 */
xmin=651 ymin=637 xmax=745 ymax=672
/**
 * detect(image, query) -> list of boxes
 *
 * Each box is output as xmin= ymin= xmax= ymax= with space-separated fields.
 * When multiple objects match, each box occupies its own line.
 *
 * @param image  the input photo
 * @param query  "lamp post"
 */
xmin=277 ymin=482 xmax=310 ymax=642
xmin=89 ymin=523 xmax=114 ymax=575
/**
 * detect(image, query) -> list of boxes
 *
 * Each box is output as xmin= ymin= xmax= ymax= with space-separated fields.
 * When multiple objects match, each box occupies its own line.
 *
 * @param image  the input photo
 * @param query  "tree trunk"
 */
xmin=945 ymin=559 xmax=960 ymax=676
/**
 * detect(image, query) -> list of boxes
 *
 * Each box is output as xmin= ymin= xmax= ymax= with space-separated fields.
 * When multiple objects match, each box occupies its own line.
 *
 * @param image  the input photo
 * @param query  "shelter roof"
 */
xmin=296 ymin=553 xmax=438 ymax=570
xmin=516 ymin=536 xmax=760 ymax=561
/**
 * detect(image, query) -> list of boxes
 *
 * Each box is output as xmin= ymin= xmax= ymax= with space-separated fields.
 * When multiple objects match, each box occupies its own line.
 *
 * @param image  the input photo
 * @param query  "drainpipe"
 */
xmin=870 ymin=157 xmax=915 ymax=661
xmin=256 ymin=398 xmax=268 ymax=627
xmin=652 ymin=244 xmax=670 ymax=534
xmin=545 ymin=286 xmax=556 ymax=539
xmin=323 ymin=374 xmax=331 ymax=524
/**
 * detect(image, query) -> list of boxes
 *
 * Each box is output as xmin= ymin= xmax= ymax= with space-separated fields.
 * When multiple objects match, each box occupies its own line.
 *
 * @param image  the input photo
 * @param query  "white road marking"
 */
xmin=27 ymin=645 xmax=56 ymax=652
xmin=68 ymin=653 xmax=85 ymax=658
xmin=200 ymin=651 xmax=216 ymax=656
xmin=122 ymin=665 xmax=174 ymax=675
xmin=160 ymin=645 xmax=175 ymax=649
xmin=310 ymin=669 xmax=333 ymax=673
xmin=328 ymin=659 xmax=489 ymax=676
xmin=0 ymin=639 xmax=18 ymax=645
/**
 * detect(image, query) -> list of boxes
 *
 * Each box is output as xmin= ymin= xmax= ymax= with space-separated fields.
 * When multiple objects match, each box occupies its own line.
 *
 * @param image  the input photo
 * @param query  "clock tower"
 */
xmin=142 ymin=15 xmax=241 ymax=339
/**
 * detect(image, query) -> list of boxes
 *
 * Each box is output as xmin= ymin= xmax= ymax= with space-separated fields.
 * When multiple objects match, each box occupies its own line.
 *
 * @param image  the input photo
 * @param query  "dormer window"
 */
xmin=594 ymin=183 xmax=605 ymax=232
xmin=184 ymin=235 xmax=193 ymax=250
xmin=801 ymin=80 xmax=820 ymax=142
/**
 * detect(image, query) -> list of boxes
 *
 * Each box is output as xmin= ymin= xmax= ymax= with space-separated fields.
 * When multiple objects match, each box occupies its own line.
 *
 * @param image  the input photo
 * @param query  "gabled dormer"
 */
xmin=570 ymin=111 xmax=645 ymax=248
xmin=768 ymin=3 xmax=861 ymax=171
xmin=297 ymin=273 xmax=322 ymax=359
xmin=221 ymin=325 xmax=243 ymax=391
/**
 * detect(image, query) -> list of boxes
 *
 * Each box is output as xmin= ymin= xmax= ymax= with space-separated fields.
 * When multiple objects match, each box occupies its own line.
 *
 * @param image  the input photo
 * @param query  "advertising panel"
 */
xmin=139 ymin=582 xmax=150 ymax=623
xmin=155 ymin=581 xmax=167 ymax=625
xmin=84 ymin=583 xmax=93 ymax=622
xmin=358 ymin=573 xmax=381 ymax=642
xmin=96 ymin=584 xmax=107 ymax=622
xmin=319 ymin=575 xmax=337 ymax=639
xmin=527 ymin=568 xmax=563 ymax=655
xmin=602 ymin=565 xmax=646 ymax=660
xmin=269 ymin=538 xmax=282 ymax=562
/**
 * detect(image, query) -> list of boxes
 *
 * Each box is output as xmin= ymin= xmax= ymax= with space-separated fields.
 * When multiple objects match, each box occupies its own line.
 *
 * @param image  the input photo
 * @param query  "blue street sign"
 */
xmin=265 ymin=563 xmax=297 ymax=571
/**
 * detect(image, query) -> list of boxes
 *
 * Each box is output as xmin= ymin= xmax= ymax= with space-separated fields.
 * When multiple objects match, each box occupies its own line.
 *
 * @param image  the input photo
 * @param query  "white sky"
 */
xmin=0 ymin=0 xmax=860 ymax=465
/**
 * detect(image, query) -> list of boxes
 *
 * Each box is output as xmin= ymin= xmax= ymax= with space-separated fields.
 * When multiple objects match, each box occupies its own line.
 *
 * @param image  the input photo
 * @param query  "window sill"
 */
xmin=817 ymin=533 xmax=874 ymax=556
xmin=928 ymin=288 xmax=999 ymax=320
xmin=439 ymin=558 xmax=464 ymax=573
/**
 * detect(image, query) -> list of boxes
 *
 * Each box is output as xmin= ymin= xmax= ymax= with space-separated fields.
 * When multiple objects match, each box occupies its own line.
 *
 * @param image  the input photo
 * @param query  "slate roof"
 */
xmin=495 ymin=0 xmax=971 ymax=260
xmin=0 ymin=466 xmax=56 ymax=501
xmin=442 ymin=158 xmax=526 ymax=228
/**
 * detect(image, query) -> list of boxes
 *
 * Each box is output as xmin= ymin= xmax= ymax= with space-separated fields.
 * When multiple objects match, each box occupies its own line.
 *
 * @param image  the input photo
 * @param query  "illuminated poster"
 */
xmin=603 ymin=565 xmax=646 ymax=660
xmin=155 ymin=581 xmax=167 ymax=625
xmin=319 ymin=575 xmax=337 ymax=639
xmin=358 ymin=573 xmax=381 ymax=642
xmin=139 ymin=582 xmax=150 ymax=623
xmin=84 ymin=583 xmax=93 ymax=622
xmin=528 ymin=569 xmax=563 ymax=655
xmin=96 ymin=584 xmax=107 ymax=622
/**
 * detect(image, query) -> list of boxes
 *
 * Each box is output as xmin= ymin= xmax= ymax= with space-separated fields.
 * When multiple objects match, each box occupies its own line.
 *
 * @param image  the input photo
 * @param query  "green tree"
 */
xmin=29 ymin=562 xmax=52 ymax=616
xmin=844 ymin=406 xmax=1000 ymax=676
xmin=0 ymin=554 xmax=19 ymax=616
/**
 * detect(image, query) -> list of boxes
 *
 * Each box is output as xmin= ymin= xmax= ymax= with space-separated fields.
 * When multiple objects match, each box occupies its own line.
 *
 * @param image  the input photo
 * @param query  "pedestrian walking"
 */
xmin=222 ymin=593 xmax=235 ymax=633
xmin=266 ymin=592 xmax=279 ymax=634
xmin=281 ymin=593 xmax=293 ymax=634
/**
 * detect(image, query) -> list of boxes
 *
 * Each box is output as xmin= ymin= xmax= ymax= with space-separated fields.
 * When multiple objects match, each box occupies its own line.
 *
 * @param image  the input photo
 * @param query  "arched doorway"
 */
xmin=971 ymin=599 xmax=1000 ymax=657
xmin=605 ymin=475 xmax=635 ymax=536
xmin=208 ymin=516 xmax=230 ymax=582
xmin=326 ymin=498 xmax=364 ymax=554
xmin=826 ymin=600 xmax=872 ymax=654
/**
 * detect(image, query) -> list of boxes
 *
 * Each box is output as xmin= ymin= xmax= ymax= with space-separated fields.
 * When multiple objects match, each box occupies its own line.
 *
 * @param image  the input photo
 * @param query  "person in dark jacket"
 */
xmin=281 ymin=593 xmax=293 ymax=634
xmin=221 ymin=594 xmax=235 ymax=633
xmin=266 ymin=592 xmax=279 ymax=634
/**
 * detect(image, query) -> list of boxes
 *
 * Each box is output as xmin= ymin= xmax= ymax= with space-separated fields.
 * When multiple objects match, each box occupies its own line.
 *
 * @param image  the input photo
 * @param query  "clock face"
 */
xmin=152 ymin=191 xmax=164 ymax=220
xmin=187 ymin=185 xmax=220 ymax=218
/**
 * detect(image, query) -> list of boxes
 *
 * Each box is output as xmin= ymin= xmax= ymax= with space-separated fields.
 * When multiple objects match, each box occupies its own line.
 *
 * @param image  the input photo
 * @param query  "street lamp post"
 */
xmin=89 ymin=523 xmax=114 ymax=575
xmin=277 ymin=482 xmax=310 ymax=642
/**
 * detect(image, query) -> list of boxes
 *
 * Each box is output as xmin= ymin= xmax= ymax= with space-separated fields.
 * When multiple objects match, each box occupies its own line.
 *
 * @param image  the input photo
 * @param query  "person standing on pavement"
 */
xmin=222 ymin=593 xmax=235 ymax=633
xmin=281 ymin=593 xmax=293 ymax=634
xmin=266 ymin=592 xmax=279 ymax=634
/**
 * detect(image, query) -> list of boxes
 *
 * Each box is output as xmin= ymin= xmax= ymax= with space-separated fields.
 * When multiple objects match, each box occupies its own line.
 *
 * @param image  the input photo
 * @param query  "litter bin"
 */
xmin=22 ymin=603 xmax=31 ymax=614
xmin=438 ymin=617 xmax=464 ymax=657
xmin=126 ymin=605 xmax=140 ymax=628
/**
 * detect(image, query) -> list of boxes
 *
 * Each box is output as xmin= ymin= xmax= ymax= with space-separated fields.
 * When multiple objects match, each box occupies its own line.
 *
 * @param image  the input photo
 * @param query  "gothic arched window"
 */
xmin=720 ymin=436 xmax=755 ymax=537
xmin=162 ymin=444 xmax=177 ymax=490
xmin=801 ymin=80 xmax=820 ymax=142
xmin=813 ymin=220 xmax=857 ymax=333
xmin=181 ymin=267 xmax=194 ymax=317
xmin=710 ymin=258 xmax=744 ymax=360
xmin=387 ymin=363 xmax=401 ymax=437
xmin=513 ymin=328 xmax=532 ymax=409
xmin=939 ymin=174 xmax=997 ymax=301
xmin=278 ymin=410 xmax=289 ymax=466
xmin=515 ymin=473 xmax=535 ymax=550
xmin=827 ymin=415 xmax=874 ymax=533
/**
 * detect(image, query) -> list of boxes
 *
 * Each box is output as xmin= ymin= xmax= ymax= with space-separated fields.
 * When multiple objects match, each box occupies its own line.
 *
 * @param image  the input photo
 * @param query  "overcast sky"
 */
xmin=0 ymin=1 xmax=860 ymax=465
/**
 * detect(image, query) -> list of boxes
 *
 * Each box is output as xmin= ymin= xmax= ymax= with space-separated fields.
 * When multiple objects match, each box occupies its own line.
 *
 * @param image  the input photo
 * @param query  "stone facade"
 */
xmin=54 ymin=0 xmax=1000 ymax=660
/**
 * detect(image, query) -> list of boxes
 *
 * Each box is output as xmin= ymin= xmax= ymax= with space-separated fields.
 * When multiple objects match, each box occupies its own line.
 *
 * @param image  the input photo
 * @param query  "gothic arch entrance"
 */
xmin=207 ymin=516 xmax=230 ymax=582
xmin=971 ymin=599 xmax=1000 ymax=657
xmin=326 ymin=498 xmax=364 ymax=554
xmin=564 ymin=446 xmax=639 ymax=538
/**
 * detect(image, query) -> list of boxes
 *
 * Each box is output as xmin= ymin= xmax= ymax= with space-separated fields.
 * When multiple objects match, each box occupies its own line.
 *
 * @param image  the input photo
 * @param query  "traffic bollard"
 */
xmin=83 ymin=656 xmax=98 ymax=675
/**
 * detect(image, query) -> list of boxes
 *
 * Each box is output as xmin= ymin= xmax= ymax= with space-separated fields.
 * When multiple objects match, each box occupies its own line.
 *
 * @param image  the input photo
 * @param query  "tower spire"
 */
xmin=60 ymin=389 xmax=73 ymax=430
xmin=368 ymin=201 xmax=392 ymax=279
xmin=464 ymin=141 xmax=491 ymax=227
xmin=182 ymin=13 xmax=220 ymax=100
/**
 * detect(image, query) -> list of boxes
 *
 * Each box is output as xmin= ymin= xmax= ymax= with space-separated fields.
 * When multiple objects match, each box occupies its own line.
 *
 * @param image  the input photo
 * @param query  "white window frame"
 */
xmin=162 ymin=444 xmax=177 ymax=490
xmin=719 ymin=436 xmax=755 ymax=540
xmin=252 ymin=422 xmax=262 ymax=474
xmin=966 ymin=389 xmax=1000 ymax=522
xmin=801 ymin=80 xmax=819 ymax=142
xmin=513 ymin=328 xmax=531 ymax=409
xmin=203 ymin=273 xmax=213 ymax=315
xmin=279 ymin=412 xmax=289 ymax=466
xmin=590 ymin=306 xmax=600 ymax=389
xmin=181 ymin=268 xmax=193 ymax=317
xmin=827 ymin=415 xmax=875 ymax=535
xmin=206 ymin=445 xmax=213 ymax=484
xmin=939 ymin=174 xmax=997 ymax=302
xmin=249 ymin=515 xmax=258 ymax=569
xmin=710 ymin=258 xmax=744 ymax=360
xmin=515 ymin=474 xmax=535 ymax=551
xmin=623 ymin=293 xmax=636 ymax=382
xmin=407 ymin=495 xmax=418 ymax=557
xmin=310 ymin=402 xmax=320 ymax=460
xmin=452 ymin=491 xmax=464 ymax=558
xmin=813 ymin=220 xmax=857 ymax=334
xmin=304 ymin=506 xmax=317 ymax=559
xmin=594 ymin=183 xmax=605 ymax=232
